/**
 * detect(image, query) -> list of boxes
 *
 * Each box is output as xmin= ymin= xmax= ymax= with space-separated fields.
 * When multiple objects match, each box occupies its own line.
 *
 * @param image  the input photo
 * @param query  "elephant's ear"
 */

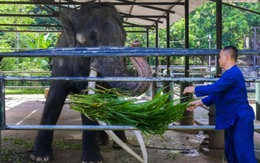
xmin=60 ymin=9 xmax=76 ymax=47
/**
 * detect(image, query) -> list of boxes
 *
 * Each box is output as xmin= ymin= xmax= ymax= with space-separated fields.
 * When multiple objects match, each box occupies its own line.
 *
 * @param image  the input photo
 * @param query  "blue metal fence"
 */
xmin=0 ymin=47 xmax=260 ymax=131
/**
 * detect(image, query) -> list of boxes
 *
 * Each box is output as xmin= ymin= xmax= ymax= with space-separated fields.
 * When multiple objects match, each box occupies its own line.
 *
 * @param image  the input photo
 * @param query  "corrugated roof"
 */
xmin=53 ymin=0 xmax=259 ymax=28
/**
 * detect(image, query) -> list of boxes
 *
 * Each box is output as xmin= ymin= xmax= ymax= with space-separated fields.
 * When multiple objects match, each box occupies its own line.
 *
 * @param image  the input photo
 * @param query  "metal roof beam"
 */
xmin=121 ymin=14 xmax=164 ymax=24
xmin=0 ymin=24 xmax=62 ymax=28
xmin=0 ymin=23 xmax=154 ymax=29
xmin=123 ymin=23 xmax=155 ymax=29
xmin=210 ymin=0 xmax=260 ymax=15
xmin=0 ymin=1 xmax=184 ymax=6
xmin=0 ymin=30 xmax=62 ymax=33
xmin=122 ymin=15 xmax=166 ymax=18
xmin=0 ymin=13 xmax=59 ymax=18
xmin=116 ymin=0 xmax=176 ymax=14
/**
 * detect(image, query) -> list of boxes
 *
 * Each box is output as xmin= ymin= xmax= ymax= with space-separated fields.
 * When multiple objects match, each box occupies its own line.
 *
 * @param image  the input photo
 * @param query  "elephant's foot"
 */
xmin=29 ymin=150 xmax=53 ymax=162
xmin=81 ymin=150 xmax=103 ymax=163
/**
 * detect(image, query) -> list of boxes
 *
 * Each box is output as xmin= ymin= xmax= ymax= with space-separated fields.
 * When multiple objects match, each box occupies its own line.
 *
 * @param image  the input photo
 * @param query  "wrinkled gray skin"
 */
xmin=30 ymin=2 xmax=152 ymax=163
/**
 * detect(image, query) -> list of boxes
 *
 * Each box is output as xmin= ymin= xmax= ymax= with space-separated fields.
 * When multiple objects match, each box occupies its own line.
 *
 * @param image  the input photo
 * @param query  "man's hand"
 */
xmin=183 ymin=86 xmax=195 ymax=94
xmin=186 ymin=99 xmax=203 ymax=111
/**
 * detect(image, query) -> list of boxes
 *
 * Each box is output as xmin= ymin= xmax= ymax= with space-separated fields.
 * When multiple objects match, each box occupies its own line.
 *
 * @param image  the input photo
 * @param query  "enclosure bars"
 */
xmin=0 ymin=47 xmax=260 ymax=161
xmin=0 ymin=79 xmax=4 ymax=162
xmin=0 ymin=47 xmax=260 ymax=129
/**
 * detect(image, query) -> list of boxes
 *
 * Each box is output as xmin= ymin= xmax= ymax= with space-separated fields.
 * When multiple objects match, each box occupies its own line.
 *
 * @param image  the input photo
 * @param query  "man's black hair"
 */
xmin=223 ymin=46 xmax=238 ymax=62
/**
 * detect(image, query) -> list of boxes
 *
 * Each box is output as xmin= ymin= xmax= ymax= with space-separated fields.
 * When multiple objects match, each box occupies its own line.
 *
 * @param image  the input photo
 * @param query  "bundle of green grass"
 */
xmin=70 ymin=86 xmax=189 ymax=135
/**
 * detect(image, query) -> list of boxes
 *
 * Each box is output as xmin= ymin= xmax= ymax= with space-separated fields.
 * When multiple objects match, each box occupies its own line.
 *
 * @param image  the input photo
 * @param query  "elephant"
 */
xmin=29 ymin=2 xmax=152 ymax=163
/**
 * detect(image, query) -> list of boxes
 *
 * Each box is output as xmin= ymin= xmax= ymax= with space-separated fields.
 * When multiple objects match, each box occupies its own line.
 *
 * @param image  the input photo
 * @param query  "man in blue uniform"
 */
xmin=183 ymin=46 xmax=257 ymax=163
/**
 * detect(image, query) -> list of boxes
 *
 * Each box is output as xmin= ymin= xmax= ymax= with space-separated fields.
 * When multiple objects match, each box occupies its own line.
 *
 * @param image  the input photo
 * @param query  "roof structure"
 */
xmin=0 ymin=0 xmax=259 ymax=31
xmin=48 ymin=0 xmax=259 ymax=28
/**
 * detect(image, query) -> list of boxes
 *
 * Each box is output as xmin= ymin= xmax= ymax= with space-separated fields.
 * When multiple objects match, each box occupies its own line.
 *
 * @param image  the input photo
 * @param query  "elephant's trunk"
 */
xmin=90 ymin=56 xmax=152 ymax=96
xmin=128 ymin=57 xmax=152 ymax=94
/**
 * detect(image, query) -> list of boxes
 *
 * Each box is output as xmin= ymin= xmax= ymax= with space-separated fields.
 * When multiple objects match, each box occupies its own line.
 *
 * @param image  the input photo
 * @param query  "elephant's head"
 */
xmin=59 ymin=2 xmax=152 ymax=95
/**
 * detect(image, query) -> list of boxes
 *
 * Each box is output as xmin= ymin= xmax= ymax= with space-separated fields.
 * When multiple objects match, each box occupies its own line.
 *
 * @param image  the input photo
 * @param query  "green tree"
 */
xmin=0 ymin=3 xmax=59 ymax=71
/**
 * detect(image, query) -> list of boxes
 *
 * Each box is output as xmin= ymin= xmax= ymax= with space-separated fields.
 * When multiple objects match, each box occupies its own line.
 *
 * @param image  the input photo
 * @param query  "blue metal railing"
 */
xmin=0 ymin=47 xmax=259 ymax=131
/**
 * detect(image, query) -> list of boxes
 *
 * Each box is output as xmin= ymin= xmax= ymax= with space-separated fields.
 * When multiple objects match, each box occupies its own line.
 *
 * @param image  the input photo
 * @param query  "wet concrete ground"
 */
xmin=1 ymin=94 xmax=260 ymax=163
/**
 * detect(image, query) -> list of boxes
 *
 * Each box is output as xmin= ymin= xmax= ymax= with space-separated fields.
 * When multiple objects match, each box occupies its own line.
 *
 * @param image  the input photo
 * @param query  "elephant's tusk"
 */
xmin=98 ymin=120 xmax=145 ymax=163
xmin=88 ymin=70 xmax=97 ymax=95
xmin=134 ymin=130 xmax=148 ymax=163
xmin=88 ymin=69 xmax=148 ymax=163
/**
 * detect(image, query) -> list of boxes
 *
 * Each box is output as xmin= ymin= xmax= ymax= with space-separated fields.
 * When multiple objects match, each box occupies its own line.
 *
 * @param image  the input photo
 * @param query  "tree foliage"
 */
xmin=127 ymin=2 xmax=260 ymax=65
xmin=0 ymin=3 xmax=59 ymax=71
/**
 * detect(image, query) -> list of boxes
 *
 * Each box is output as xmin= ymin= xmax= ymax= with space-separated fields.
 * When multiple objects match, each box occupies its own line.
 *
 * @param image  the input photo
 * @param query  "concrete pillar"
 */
xmin=208 ymin=105 xmax=224 ymax=148
xmin=180 ymin=82 xmax=194 ymax=125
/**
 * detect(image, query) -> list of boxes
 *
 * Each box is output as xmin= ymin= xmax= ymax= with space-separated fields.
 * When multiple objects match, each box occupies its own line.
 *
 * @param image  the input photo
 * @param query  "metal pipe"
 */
xmin=3 ymin=76 xmax=260 ymax=83
xmin=4 ymin=125 xmax=260 ymax=131
xmin=0 ymin=81 xmax=5 ymax=129
xmin=0 ymin=1 xmax=185 ymax=6
xmin=1 ymin=48 xmax=258 ymax=57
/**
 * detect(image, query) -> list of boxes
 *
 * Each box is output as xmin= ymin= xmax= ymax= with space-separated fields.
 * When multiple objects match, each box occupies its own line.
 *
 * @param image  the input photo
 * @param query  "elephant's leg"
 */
xmin=97 ymin=130 xmax=109 ymax=145
xmin=81 ymin=114 xmax=103 ymax=163
xmin=81 ymin=115 xmax=128 ymax=163
xmin=30 ymin=83 xmax=69 ymax=162
xmin=96 ymin=130 xmax=126 ymax=146
xmin=112 ymin=130 xmax=127 ymax=149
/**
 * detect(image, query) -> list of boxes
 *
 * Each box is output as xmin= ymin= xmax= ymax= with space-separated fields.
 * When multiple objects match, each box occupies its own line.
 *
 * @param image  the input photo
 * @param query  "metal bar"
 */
xmin=0 ymin=24 xmax=62 ymax=28
xmin=122 ymin=15 xmax=166 ymax=18
xmin=0 ymin=80 xmax=5 ymax=130
xmin=122 ymin=14 xmax=164 ymax=24
xmin=3 ymin=76 xmax=260 ymax=82
xmin=116 ymin=0 xmax=176 ymax=14
xmin=216 ymin=0 xmax=222 ymax=76
xmin=5 ymin=86 xmax=49 ymax=89
xmin=166 ymin=12 xmax=170 ymax=76
xmin=125 ymin=30 xmax=147 ymax=33
xmin=210 ymin=0 xmax=260 ymax=15
xmin=0 ymin=13 xmax=59 ymax=18
xmin=0 ymin=23 xmax=153 ymax=29
xmin=1 ymin=48 xmax=259 ymax=57
xmin=123 ymin=23 xmax=155 ymax=29
xmin=184 ymin=0 xmax=189 ymax=77
xmin=0 ymin=29 xmax=62 ymax=33
xmin=0 ymin=1 xmax=185 ymax=6
xmin=146 ymin=28 xmax=149 ymax=48
xmin=1 ymin=29 xmax=147 ymax=33
xmin=4 ymin=124 xmax=260 ymax=131
xmin=3 ymin=125 xmax=215 ymax=131
xmin=0 ymin=71 xmax=50 ymax=74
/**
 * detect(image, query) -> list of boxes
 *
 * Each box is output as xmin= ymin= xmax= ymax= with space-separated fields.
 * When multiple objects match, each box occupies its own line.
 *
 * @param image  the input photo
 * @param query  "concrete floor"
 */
xmin=1 ymin=94 xmax=260 ymax=163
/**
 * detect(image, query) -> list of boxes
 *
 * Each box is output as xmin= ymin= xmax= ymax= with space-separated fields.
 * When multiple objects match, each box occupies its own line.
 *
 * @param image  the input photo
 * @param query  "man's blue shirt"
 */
xmin=195 ymin=65 xmax=255 ymax=129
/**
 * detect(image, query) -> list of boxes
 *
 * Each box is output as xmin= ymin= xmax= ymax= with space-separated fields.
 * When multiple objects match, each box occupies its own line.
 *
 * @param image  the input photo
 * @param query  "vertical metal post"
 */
xmin=256 ymin=83 xmax=260 ymax=120
xmin=166 ymin=11 xmax=170 ymax=71
xmin=0 ymin=79 xmax=6 ymax=162
xmin=163 ymin=12 xmax=171 ymax=96
xmin=155 ymin=23 xmax=159 ymax=49
xmin=253 ymin=27 xmax=257 ymax=70
xmin=153 ymin=23 xmax=160 ymax=96
xmin=146 ymin=28 xmax=149 ymax=48
xmin=207 ymin=0 xmax=224 ymax=149
xmin=216 ymin=0 xmax=222 ymax=75
xmin=145 ymin=28 xmax=152 ymax=97
xmin=180 ymin=0 xmax=194 ymax=125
